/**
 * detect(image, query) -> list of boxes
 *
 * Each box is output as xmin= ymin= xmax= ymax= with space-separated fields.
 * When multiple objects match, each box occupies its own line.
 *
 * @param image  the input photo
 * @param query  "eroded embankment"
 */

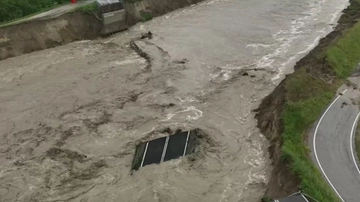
xmin=0 ymin=0 xmax=204 ymax=61
xmin=0 ymin=12 xmax=102 ymax=61
xmin=256 ymin=0 xmax=360 ymax=201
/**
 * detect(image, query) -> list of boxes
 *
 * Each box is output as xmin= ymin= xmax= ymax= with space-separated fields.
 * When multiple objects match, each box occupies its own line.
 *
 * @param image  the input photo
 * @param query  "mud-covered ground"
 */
xmin=0 ymin=35 xmax=271 ymax=202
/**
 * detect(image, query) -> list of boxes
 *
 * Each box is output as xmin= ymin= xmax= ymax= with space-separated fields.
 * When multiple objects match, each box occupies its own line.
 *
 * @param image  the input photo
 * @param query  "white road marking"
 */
xmin=303 ymin=193 xmax=320 ymax=202
xmin=301 ymin=194 xmax=310 ymax=202
xmin=313 ymin=89 xmax=347 ymax=202
xmin=302 ymin=193 xmax=319 ymax=202
xmin=350 ymin=112 xmax=360 ymax=175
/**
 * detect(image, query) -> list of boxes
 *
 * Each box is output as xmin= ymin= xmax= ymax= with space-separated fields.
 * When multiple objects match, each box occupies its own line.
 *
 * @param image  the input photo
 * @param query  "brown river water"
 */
xmin=0 ymin=0 xmax=348 ymax=201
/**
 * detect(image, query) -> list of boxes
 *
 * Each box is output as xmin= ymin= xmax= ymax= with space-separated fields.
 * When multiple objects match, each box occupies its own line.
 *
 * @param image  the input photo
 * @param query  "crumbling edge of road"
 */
xmin=257 ymin=0 xmax=360 ymax=201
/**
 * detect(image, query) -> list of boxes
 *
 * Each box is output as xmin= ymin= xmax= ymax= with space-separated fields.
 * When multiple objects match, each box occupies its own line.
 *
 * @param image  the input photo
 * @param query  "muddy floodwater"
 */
xmin=0 ymin=0 xmax=348 ymax=201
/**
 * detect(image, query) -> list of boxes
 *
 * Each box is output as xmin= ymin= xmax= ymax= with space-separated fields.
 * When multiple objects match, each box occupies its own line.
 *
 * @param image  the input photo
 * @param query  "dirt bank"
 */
xmin=0 ymin=0 xmax=204 ymax=61
xmin=256 ymin=0 xmax=360 ymax=200
xmin=0 ymin=12 xmax=102 ymax=61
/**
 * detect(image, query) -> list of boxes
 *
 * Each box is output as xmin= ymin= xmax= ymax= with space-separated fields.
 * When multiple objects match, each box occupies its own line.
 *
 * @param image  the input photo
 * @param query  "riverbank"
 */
xmin=0 ymin=0 xmax=203 ymax=61
xmin=256 ymin=0 xmax=360 ymax=201
xmin=0 ymin=11 xmax=102 ymax=61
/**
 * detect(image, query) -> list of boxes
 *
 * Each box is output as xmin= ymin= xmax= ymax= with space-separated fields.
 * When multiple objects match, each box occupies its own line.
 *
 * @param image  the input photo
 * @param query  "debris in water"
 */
xmin=173 ymin=58 xmax=189 ymax=64
xmin=131 ymin=130 xmax=199 ymax=170
xmin=140 ymin=31 xmax=153 ymax=40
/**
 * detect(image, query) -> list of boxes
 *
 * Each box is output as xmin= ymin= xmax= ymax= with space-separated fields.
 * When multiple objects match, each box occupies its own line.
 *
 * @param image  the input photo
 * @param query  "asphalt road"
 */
xmin=312 ymin=87 xmax=360 ymax=202
xmin=276 ymin=192 xmax=312 ymax=202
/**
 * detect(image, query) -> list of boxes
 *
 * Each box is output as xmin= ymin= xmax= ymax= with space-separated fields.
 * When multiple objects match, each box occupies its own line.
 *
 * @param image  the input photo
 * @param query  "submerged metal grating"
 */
xmin=132 ymin=130 xmax=198 ymax=170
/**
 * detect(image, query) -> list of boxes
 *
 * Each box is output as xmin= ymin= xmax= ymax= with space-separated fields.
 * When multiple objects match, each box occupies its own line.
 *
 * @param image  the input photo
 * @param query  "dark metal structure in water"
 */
xmin=132 ymin=130 xmax=199 ymax=170
xmin=96 ymin=0 xmax=128 ymax=35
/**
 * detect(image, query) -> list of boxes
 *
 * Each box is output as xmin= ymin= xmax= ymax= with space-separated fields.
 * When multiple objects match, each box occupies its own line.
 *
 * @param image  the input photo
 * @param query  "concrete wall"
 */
xmin=102 ymin=10 xmax=127 ymax=34
xmin=99 ymin=0 xmax=205 ymax=35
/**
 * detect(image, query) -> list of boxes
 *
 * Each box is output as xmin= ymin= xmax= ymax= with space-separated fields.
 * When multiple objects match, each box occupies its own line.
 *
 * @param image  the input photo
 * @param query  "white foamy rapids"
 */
xmin=113 ymin=53 xmax=147 ymax=66
xmin=209 ymin=69 xmax=236 ymax=82
xmin=73 ymin=40 xmax=91 ymax=44
xmin=246 ymin=43 xmax=276 ymax=54
xmin=243 ymin=137 xmax=268 ymax=189
xmin=329 ymin=0 xmax=349 ymax=24
xmin=161 ymin=106 xmax=203 ymax=121
xmin=297 ymin=35 xmax=322 ymax=55
xmin=269 ymin=0 xmax=326 ymax=79
xmin=222 ymin=70 xmax=231 ymax=80
xmin=247 ymin=0 xmax=348 ymax=81
xmin=177 ymin=96 xmax=199 ymax=103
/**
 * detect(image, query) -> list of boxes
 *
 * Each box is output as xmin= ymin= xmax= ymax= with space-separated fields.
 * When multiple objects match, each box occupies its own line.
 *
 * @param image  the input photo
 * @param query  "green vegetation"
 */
xmin=0 ymin=0 xmax=71 ymax=24
xmin=281 ymin=20 xmax=360 ymax=202
xmin=282 ymin=70 xmax=337 ymax=201
xmin=141 ymin=13 xmax=153 ymax=22
xmin=327 ymin=23 xmax=360 ymax=78
xmin=75 ymin=2 xmax=97 ymax=14
xmin=261 ymin=197 xmax=272 ymax=202
xmin=125 ymin=0 xmax=144 ymax=3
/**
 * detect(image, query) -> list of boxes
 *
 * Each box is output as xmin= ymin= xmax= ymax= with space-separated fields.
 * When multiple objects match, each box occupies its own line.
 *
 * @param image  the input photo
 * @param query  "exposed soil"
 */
xmin=0 ymin=12 xmax=102 ymax=61
xmin=0 ymin=0 xmax=204 ymax=62
xmin=255 ymin=0 xmax=360 ymax=199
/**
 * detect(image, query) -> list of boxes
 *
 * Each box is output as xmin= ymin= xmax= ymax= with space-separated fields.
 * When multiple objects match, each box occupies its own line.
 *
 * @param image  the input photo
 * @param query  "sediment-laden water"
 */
xmin=0 ymin=0 xmax=348 ymax=201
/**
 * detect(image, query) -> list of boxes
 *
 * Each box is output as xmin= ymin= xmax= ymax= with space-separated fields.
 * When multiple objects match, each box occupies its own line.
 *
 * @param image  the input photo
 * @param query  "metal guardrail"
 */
xmin=272 ymin=191 xmax=319 ymax=202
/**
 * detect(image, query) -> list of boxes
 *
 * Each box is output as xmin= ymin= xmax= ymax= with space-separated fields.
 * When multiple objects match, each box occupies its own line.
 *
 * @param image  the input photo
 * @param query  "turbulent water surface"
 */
xmin=0 ymin=0 xmax=348 ymax=201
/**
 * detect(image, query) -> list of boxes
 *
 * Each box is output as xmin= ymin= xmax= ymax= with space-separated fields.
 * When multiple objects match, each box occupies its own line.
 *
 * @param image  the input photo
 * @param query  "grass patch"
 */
xmin=281 ymin=21 xmax=360 ymax=201
xmin=327 ymin=23 xmax=360 ymax=78
xmin=0 ymin=1 xmax=69 ymax=28
xmin=283 ymin=71 xmax=337 ymax=201
xmin=0 ymin=0 xmax=88 ymax=28
xmin=75 ymin=2 xmax=98 ymax=14
xmin=125 ymin=0 xmax=145 ymax=3
xmin=261 ymin=197 xmax=272 ymax=202
xmin=141 ymin=13 xmax=153 ymax=22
